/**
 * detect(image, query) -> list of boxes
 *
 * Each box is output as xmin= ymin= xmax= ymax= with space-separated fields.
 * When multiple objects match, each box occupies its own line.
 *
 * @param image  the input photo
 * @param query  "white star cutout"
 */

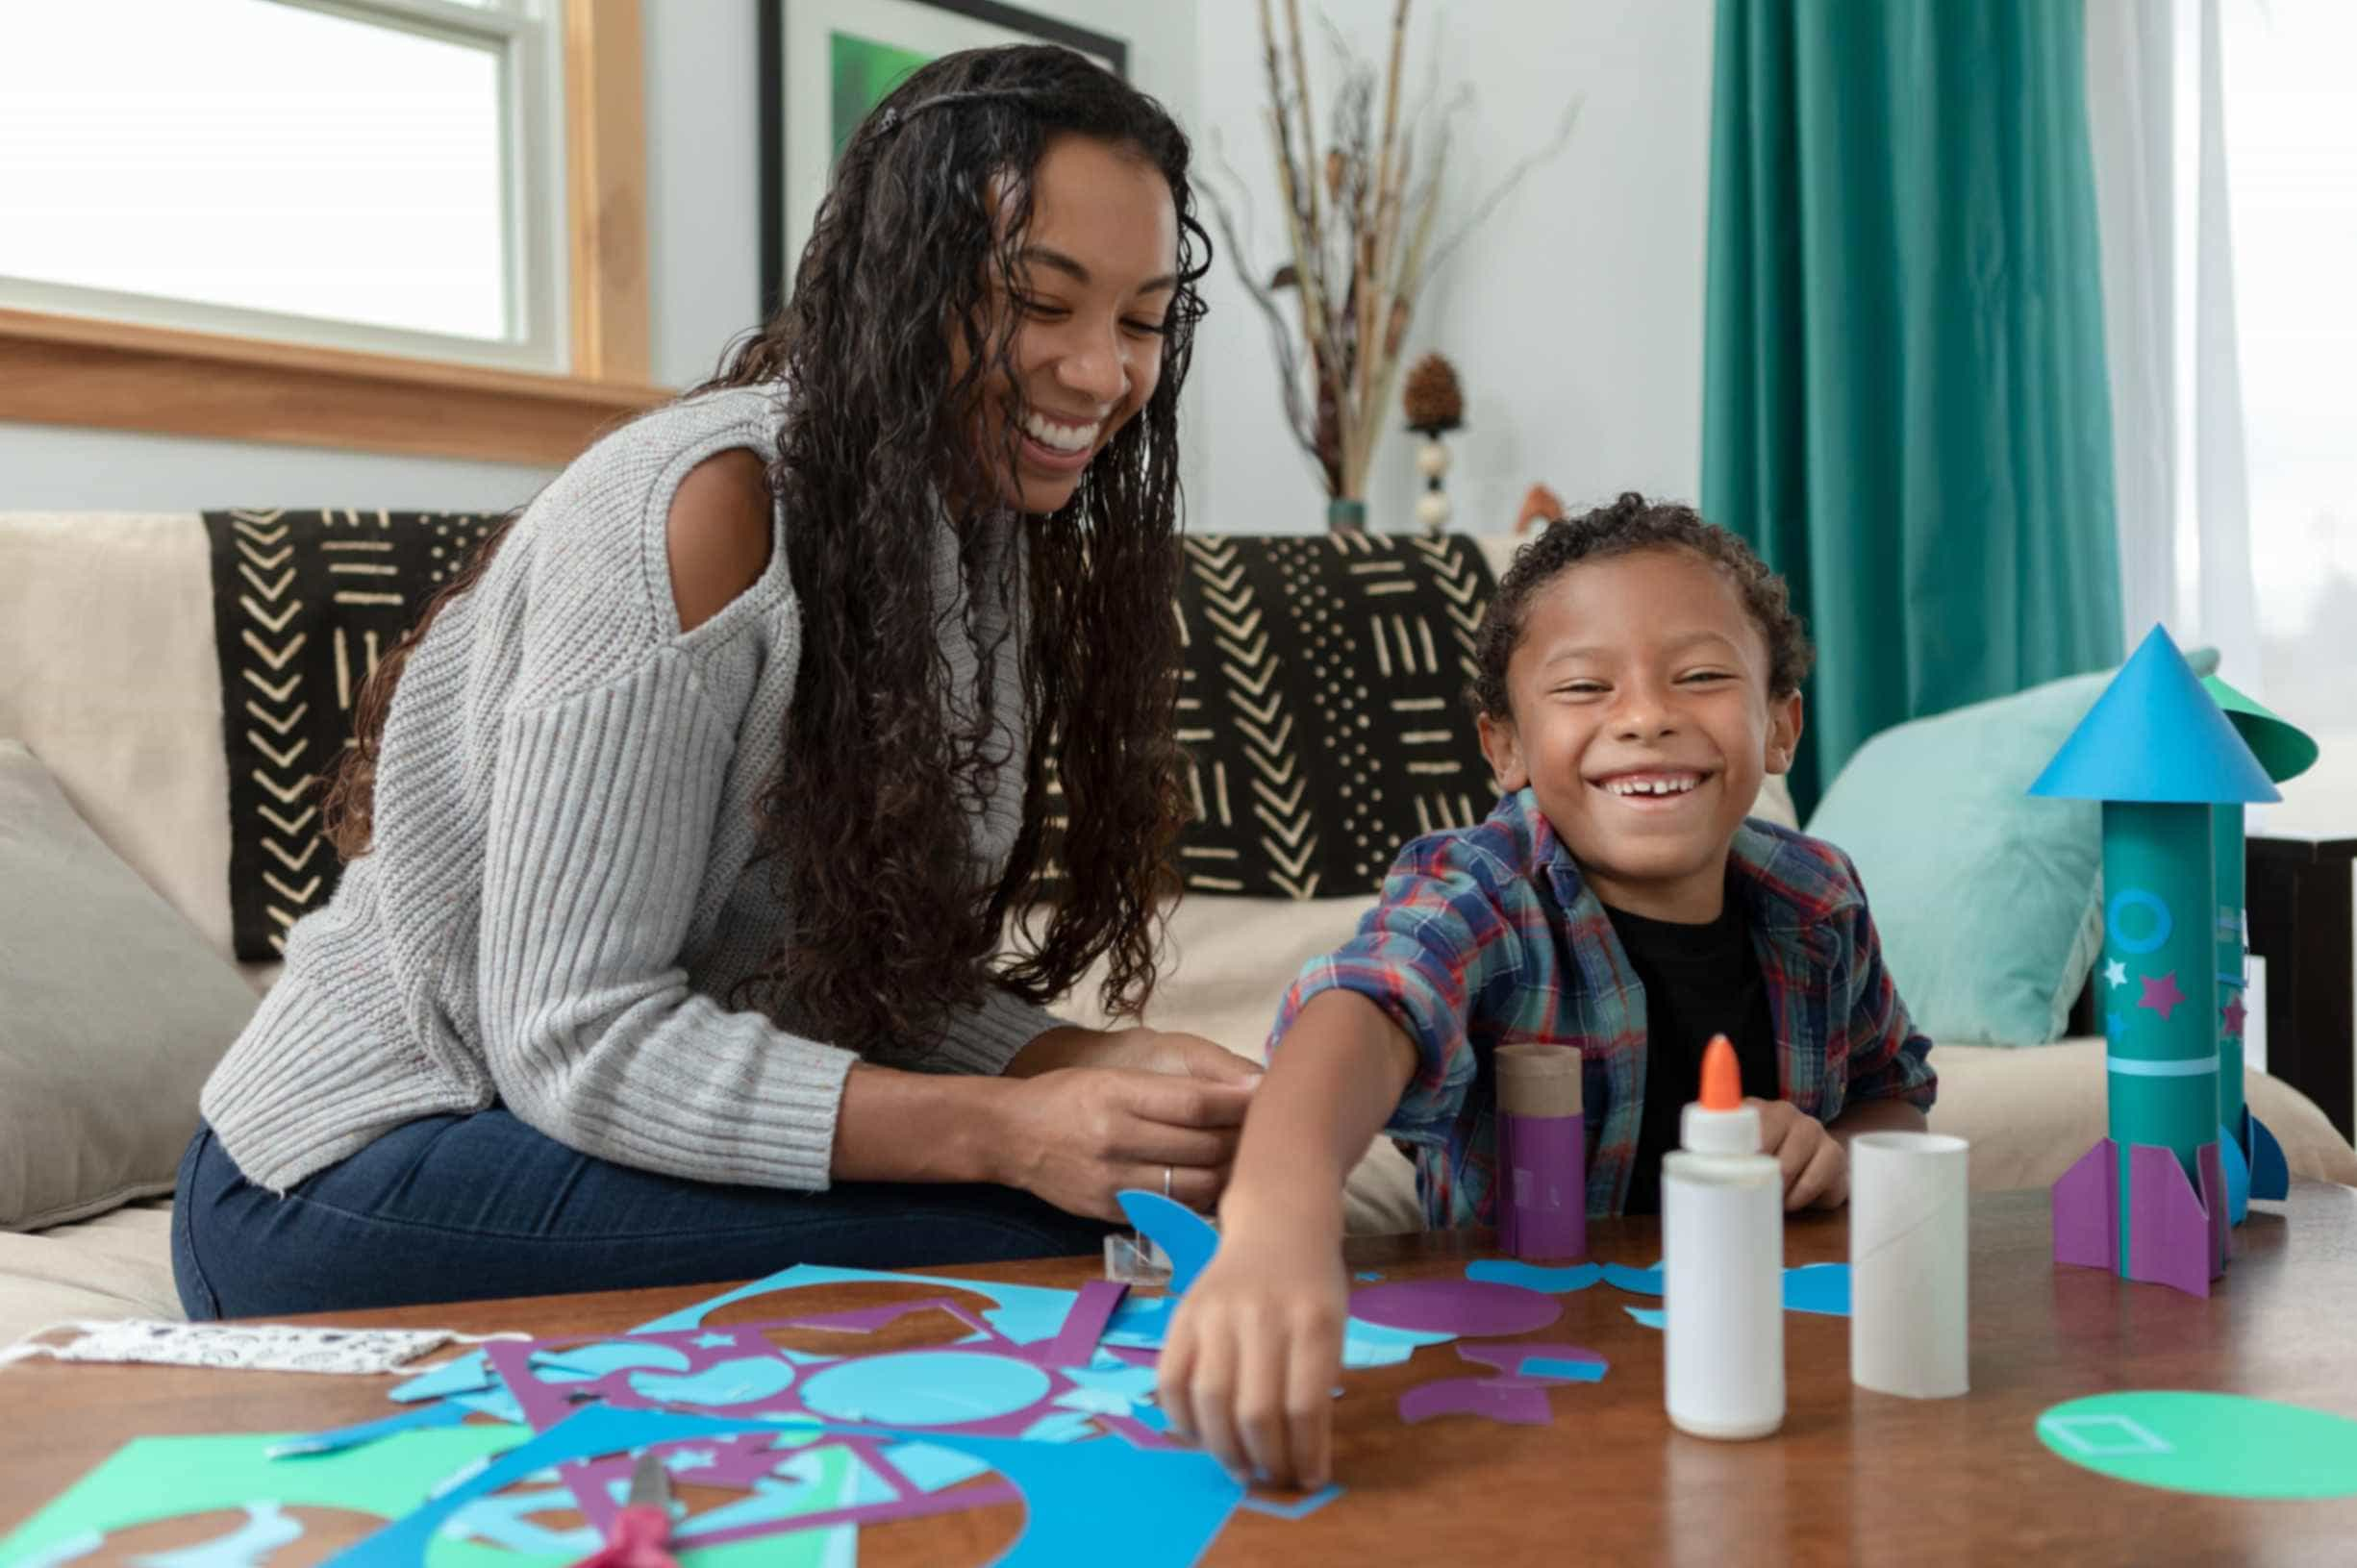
xmin=2105 ymin=959 xmax=2128 ymax=988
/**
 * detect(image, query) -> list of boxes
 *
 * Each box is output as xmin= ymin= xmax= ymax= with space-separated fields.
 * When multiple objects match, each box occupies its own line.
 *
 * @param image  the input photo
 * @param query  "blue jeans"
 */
xmin=172 ymin=1112 xmax=1112 ymax=1320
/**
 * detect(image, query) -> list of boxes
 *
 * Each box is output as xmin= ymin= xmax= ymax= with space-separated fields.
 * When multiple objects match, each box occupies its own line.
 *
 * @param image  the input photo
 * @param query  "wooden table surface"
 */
xmin=6 ymin=1183 xmax=2357 ymax=1566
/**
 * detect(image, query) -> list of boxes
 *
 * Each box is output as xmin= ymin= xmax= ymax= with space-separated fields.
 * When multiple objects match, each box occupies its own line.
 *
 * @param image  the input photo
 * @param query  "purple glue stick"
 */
xmin=1496 ymin=1042 xmax=1586 ymax=1262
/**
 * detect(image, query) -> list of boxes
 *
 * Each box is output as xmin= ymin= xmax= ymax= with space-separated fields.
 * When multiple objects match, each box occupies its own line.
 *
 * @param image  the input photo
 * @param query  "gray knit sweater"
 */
xmin=202 ymin=386 xmax=1063 ymax=1193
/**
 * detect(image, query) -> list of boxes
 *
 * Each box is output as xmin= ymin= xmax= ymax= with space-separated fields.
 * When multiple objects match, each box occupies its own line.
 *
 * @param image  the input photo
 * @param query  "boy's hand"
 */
xmin=1750 ymin=1099 xmax=1848 ymax=1210
xmin=1157 ymin=1214 xmax=1348 ymax=1490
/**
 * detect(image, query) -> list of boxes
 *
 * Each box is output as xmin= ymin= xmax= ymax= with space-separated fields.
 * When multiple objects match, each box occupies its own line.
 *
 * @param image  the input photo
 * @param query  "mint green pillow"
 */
xmin=1804 ymin=649 xmax=2218 ymax=1046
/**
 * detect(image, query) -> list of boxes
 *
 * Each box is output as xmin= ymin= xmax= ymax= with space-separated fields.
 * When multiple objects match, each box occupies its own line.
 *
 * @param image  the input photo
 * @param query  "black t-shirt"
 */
xmin=1606 ymin=892 xmax=1781 ymax=1215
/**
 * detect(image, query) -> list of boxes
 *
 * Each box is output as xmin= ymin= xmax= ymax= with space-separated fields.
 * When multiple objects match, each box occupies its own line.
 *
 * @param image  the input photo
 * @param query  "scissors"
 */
xmin=570 ymin=1450 xmax=678 ymax=1568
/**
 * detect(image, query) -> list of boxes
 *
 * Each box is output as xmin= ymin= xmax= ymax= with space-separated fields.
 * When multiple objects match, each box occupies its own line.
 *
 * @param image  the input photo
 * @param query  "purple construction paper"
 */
xmin=1036 ymin=1280 xmax=1128 ymax=1370
xmin=1348 ymin=1281 xmax=1562 ymax=1337
xmin=2128 ymin=1143 xmax=2215 ymax=1298
xmin=2205 ymin=1140 xmax=2229 ymax=1277
xmin=1501 ymin=1110 xmax=1587 ymax=1262
xmin=1397 ymin=1377 xmax=1554 ymax=1427
xmin=1454 ymin=1342 xmax=1604 ymax=1380
xmin=2052 ymin=1138 xmax=2119 ymax=1271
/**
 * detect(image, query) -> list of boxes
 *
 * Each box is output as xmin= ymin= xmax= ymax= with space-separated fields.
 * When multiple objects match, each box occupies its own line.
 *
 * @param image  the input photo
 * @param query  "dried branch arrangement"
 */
xmin=1203 ymin=0 xmax=1578 ymax=514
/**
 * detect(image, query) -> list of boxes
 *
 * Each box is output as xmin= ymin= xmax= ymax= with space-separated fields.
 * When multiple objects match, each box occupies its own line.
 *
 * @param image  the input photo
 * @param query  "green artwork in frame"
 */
xmin=828 ymin=34 xmax=934 ymax=162
xmin=761 ymin=0 xmax=1129 ymax=319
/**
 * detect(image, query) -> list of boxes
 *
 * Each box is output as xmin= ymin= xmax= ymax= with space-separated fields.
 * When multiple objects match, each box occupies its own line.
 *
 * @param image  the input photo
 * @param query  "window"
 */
xmin=0 ymin=0 xmax=658 ymax=465
xmin=2208 ymin=0 xmax=2357 ymax=828
xmin=1 ymin=0 xmax=563 ymax=370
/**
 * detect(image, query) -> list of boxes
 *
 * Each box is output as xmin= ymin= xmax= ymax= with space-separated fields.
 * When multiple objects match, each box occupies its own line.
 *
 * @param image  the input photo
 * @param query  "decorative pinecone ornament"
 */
xmin=1401 ymin=352 xmax=1465 ymax=435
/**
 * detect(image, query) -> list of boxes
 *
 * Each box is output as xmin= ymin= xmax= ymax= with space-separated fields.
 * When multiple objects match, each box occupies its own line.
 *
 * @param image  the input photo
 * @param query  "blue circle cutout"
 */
xmin=797 ymin=1351 xmax=1052 ymax=1427
xmin=2108 ymin=889 xmax=2173 ymax=956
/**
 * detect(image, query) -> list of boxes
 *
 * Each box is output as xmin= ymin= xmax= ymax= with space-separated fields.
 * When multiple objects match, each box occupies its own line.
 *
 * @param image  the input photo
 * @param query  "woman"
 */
xmin=174 ymin=44 xmax=1255 ymax=1317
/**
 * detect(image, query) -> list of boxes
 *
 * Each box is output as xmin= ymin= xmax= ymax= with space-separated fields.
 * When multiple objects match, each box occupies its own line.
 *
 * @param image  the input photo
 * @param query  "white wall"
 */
xmin=1187 ymin=0 xmax=1716 ymax=537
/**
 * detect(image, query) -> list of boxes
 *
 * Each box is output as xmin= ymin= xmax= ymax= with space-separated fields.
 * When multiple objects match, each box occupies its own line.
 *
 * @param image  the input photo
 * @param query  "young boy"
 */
xmin=1158 ymin=493 xmax=1937 ymax=1488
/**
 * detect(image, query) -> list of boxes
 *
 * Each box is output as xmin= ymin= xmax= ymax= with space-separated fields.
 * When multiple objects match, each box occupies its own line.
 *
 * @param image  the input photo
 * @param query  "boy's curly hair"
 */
xmin=1467 ymin=491 xmax=1814 ymax=719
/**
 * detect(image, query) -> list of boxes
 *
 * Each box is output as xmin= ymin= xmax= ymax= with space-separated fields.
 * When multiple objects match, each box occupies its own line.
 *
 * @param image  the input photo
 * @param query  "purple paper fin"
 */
xmin=1035 ymin=1280 xmax=1128 ymax=1370
xmin=1397 ymin=1377 xmax=1553 ymax=1427
xmin=2051 ymin=1138 xmax=2118 ymax=1271
xmin=2203 ymin=1140 xmax=2229 ymax=1277
xmin=2126 ymin=1143 xmax=2214 ymax=1298
xmin=2248 ymin=1112 xmax=2291 ymax=1201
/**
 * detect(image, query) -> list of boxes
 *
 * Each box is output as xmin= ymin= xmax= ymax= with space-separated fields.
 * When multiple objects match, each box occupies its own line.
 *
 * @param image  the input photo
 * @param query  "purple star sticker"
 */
xmin=2138 ymin=971 xmax=2186 ymax=1022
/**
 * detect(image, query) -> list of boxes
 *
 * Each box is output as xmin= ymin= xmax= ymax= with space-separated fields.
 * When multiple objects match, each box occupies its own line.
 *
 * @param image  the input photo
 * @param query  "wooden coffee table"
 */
xmin=6 ymin=1184 xmax=2356 ymax=1565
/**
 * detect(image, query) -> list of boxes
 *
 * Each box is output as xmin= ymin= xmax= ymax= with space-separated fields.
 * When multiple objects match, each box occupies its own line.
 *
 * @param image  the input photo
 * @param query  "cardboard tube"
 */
xmin=1849 ymin=1132 xmax=1969 ymax=1400
xmin=1495 ymin=1044 xmax=1585 ymax=1260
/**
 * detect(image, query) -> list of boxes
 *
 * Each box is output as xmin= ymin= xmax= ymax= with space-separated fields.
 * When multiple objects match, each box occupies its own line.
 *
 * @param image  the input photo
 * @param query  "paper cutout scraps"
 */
xmin=266 ymin=1400 xmax=469 ymax=1459
xmin=1354 ymin=1272 xmax=1385 ymax=1283
xmin=1241 ymin=1483 xmax=1346 ymax=1520
xmin=800 ymin=1350 xmax=1054 ymax=1426
xmin=1625 ymin=1307 xmax=1667 ymax=1330
xmin=1037 ymin=1279 xmax=1128 ymax=1369
xmin=1599 ymin=1261 xmax=1666 ymax=1296
xmin=325 ymin=1404 xmax=1247 ymax=1568
xmin=1398 ymin=1377 xmax=1555 ymax=1427
xmin=1780 ymin=1263 xmax=1853 ymax=1317
xmin=1117 ymin=1190 xmax=1218 ymax=1295
xmin=1348 ymin=1281 xmax=1562 ymax=1337
xmin=0 ymin=1426 xmax=545 ymax=1568
xmin=631 ymin=1261 xmax=1088 ymax=1348
xmin=1465 ymin=1259 xmax=1603 ymax=1293
xmin=2037 ymin=1392 xmax=2357 ymax=1499
xmin=1456 ymin=1342 xmax=1607 ymax=1382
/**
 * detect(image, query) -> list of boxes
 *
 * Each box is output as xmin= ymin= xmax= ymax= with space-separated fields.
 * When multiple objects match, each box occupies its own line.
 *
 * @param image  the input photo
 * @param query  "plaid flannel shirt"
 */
xmin=1269 ymin=787 xmax=1937 ymax=1227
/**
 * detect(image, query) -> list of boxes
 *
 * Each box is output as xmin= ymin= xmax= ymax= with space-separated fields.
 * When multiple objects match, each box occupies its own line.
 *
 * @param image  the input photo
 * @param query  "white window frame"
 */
xmin=0 ymin=0 xmax=573 ymax=375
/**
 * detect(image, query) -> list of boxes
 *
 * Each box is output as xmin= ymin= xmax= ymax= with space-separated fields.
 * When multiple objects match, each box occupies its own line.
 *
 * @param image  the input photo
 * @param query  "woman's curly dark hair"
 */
xmin=328 ymin=44 xmax=1209 ymax=1056
xmin=1467 ymin=492 xmax=1814 ymax=719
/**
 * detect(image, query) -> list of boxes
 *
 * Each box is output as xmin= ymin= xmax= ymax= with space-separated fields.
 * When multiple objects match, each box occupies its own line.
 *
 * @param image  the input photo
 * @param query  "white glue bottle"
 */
xmin=1662 ymin=1033 xmax=1784 ymax=1439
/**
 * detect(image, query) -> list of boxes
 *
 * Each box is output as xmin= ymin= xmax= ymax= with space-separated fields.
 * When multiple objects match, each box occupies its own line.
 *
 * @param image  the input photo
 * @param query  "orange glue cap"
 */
xmin=1680 ymin=1033 xmax=1761 ymax=1155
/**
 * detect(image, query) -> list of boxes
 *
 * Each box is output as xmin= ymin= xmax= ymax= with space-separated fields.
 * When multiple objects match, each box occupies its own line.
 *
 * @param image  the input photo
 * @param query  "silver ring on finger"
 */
xmin=1164 ymin=1163 xmax=1174 ymax=1200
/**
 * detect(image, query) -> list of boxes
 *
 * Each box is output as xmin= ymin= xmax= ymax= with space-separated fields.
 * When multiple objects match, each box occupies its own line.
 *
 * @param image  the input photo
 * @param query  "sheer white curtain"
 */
xmin=2083 ymin=0 xmax=2264 ymax=690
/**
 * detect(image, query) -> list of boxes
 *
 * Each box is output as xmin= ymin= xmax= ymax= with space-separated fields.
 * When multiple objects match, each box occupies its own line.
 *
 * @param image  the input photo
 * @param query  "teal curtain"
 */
xmin=1702 ymin=0 xmax=2123 ymax=818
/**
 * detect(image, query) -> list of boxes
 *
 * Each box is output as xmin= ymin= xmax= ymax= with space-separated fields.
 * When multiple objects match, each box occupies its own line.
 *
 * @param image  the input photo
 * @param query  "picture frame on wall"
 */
xmin=759 ymin=0 xmax=1129 ymax=321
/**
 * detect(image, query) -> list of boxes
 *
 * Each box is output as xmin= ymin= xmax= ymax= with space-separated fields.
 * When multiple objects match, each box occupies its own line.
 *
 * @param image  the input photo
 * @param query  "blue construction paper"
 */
xmin=325 ymin=1405 xmax=1245 ymax=1568
xmin=1467 ymin=1259 xmax=1603 ymax=1293
xmin=1127 ymin=1404 xmax=1172 ymax=1433
xmin=1054 ymin=1386 xmax=1142 ymax=1418
xmin=798 ymin=1350 xmax=1053 ymax=1427
xmin=627 ymin=1355 xmax=801 ymax=1408
xmin=1625 ymin=1307 xmax=1667 ymax=1330
xmin=1354 ymin=1272 xmax=1384 ymax=1282
xmin=883 ymin=1440 xmax=994 ymax=1493
xmin=443 ymin=1483 xmax=603 ymax=1556
xmin=386 ymin=1353 xmax=492 ymax=1404
xmin=1066 ymin=1364 xmax=1161 ymax=1401
xmin=125 ymin=1501 xmax=305 ymax=1568
xmin=1780 ymin=1263 xmax=1852 ymax=1317
xmin=634 ymin=1263 xmax=1081 ymax=1347
xmin=1518 ymin=1357 xmax=1609 ymax=1382
xmin=450 ymin=1387 xmax=523 ymax=1425
xmin=1018 ymin=1409 xmax=1103 ymax=1443
xmin=1600 ymin=1262 xmax=1665 ymax=1296
xmin=1117 ymin=1190 xmax=1219 ymax=1295
xmin=1241 ymin=1483 xmax=1346 ymax=1520
xmin=2220 ymin=1123 xmax=2252 ymax=1225
xmin=535 ymin=1339 xmax=694 ymax=1381
xmin=2030 ymin=625 xmax=2278 ymax=805
xmin=2250 ymin=1113 xmax=2291 ymax=1201
xmin=266 ymin=1400 xmax=468 ymax=1458
xmin=1101 ymin=1293 xmax=1176 ymax=1349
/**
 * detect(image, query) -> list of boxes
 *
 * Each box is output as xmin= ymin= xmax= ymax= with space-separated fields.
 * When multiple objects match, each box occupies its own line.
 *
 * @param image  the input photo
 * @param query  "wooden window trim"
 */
xmin=0 ymin=0 xmax=667 ymax=468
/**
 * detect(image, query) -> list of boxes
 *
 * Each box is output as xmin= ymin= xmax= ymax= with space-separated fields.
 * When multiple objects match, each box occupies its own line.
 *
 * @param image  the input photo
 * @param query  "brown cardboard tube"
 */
xmin=1495 ymin=1042 xmax=1583 ymax=1116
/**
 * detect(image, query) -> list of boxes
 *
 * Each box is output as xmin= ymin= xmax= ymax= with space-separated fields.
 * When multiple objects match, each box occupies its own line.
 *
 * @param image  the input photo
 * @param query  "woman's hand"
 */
xmin=989 ymin=1066 xmax=1254 ymax=1220
xmin=1158 ymin=1206 xmax=1349 ymax=1488
xmin=1009 ymin=1025 xmax=1264 ymax=1086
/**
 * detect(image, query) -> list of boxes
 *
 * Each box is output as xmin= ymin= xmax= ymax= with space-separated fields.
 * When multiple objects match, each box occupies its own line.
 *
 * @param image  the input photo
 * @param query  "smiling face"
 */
xmin=964 ymin=133 xmax=1179 ymax=515
xmin=1477 ymin=547 xmax=1804 ymax=923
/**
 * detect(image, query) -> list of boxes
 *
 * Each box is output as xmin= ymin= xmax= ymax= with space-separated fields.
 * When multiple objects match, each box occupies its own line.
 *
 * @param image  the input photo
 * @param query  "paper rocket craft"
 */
xmin=2032 ymin=627 xmax=2279 ymax=1298
xmin=2201 ymin=674 xmax=2319 ymax=1222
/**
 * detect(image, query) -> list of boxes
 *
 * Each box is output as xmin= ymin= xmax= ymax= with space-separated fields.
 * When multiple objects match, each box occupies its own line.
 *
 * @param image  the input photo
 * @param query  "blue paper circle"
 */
xmin=2108 ymin=889 xmax=2173 ymax=956
xmin=797 ymin=1351 xmax=1052 ymax=1427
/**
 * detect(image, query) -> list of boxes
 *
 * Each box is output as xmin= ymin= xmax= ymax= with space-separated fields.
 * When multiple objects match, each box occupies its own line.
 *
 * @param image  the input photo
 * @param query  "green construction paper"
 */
xmin=2212 ymin=805 xmax=2249 ymax=1149
xmin=2102 ymin=803 xmax=2219 ymax=1268
xmin=2202 ymin=675 xmax=2320 ymax=784
xmin=2037 ymin=1392 xmax=2357 ymax=1499
xmin=0 ymin=1425 xmax=852 ymax=1568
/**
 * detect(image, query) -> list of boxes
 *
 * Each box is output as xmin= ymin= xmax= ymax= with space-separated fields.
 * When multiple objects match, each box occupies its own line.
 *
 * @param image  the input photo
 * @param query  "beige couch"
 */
xmin=4 ymin=515 xmax=2351 ymax=1349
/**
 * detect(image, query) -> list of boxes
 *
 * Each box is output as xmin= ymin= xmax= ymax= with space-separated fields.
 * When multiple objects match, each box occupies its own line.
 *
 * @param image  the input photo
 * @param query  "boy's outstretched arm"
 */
xmin=1158 ymin=989 xmax=1417 ymax=1490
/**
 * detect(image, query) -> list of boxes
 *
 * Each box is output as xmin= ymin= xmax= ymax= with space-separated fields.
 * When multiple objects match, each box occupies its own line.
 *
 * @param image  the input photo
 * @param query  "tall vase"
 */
xmin=1327 ymin=497 xmax=1367 ymax=535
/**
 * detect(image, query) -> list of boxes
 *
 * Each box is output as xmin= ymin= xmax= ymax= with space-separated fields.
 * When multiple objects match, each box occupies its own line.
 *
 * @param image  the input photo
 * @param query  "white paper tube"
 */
xmin=1849 ymin=1131 xmax=1970 ymax=1400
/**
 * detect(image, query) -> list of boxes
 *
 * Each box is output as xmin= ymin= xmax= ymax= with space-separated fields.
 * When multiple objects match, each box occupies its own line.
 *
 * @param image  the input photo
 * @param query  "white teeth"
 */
xmin=1021 ymin=410 xmax=1100 ymax=453
xmin=1605 ymin=776 xmax=1699 ymax=797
